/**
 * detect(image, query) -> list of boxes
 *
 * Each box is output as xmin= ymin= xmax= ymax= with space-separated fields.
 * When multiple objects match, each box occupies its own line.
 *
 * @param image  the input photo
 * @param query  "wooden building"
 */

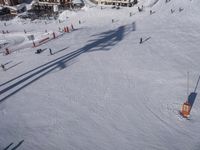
xmin=33 ymin=0 xmax=74 ymax=10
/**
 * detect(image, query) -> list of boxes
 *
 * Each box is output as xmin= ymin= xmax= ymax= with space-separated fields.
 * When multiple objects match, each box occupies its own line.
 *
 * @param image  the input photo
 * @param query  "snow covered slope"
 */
xmin=1 ymin=0 xmax=200 ymax=149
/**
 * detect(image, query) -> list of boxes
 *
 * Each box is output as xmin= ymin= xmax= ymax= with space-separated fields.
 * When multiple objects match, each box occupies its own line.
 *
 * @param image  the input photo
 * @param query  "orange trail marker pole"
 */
xmin=180 ymin=75 xmax=200 ymax=118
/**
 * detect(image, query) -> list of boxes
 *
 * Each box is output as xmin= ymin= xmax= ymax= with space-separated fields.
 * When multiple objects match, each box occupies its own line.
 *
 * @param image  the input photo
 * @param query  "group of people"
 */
xmin=170 ymin=7 xmax=184 ymax=14
xmin=35 ymin=48 xmax=53 ymax=55
xmin=138 ymin=5 xmax=144 ymax=12
xmin=2 ymin=30 xmax=9 ymax=34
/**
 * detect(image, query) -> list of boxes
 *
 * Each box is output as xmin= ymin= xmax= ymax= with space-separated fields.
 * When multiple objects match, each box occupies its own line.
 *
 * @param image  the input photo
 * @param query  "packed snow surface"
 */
xmin=1 ymin=0 xmax=200 ymax=149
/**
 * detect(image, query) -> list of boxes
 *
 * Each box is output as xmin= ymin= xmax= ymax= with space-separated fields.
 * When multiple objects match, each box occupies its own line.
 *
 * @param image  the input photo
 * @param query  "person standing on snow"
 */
xmin=49 ymin=48 xmax=53 ymax=55
xmin=140 ymin=38 xmax=143 ymax=44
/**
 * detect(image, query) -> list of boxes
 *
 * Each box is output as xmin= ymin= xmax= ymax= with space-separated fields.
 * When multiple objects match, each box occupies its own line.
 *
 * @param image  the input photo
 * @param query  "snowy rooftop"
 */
xmin=4 ymin=4 xmax=26 ymax=11
xmin=73 ymin=0 xmax=84 ymax=4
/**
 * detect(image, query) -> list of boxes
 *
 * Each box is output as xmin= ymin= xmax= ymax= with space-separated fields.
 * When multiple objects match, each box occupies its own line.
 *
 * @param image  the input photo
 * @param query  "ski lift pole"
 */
xmin=194 ymin=75 xmax=200 ymax=93
xmin=187 ymin=71 xmax=189 ymax=99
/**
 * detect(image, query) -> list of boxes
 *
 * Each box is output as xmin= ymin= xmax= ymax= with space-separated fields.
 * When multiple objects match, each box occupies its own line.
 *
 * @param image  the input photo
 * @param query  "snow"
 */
xmin=1 ymin=0 xmax=200 ymax=149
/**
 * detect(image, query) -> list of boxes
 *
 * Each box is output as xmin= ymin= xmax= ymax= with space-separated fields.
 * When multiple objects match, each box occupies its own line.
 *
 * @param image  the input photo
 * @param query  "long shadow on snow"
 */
xmin=188 ymin=75 xmax=200 ymax=109
xmin=5 ymin=61 xmax=23 ymax=71
xmin=3 ymin=140 xmax=24 ymax=150
xmin=11 ymin=140 xmax=24 ymax=150
xmin=3 ymin=143 xmax=13 ymax=150
xmin=0 ymin=24 xmax=133 ymax=102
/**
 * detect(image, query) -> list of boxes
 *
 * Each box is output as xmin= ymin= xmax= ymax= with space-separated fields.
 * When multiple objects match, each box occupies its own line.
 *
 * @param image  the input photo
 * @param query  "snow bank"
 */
xmin=144 ymin=0 xmax=159 ymax=7
xmin=59 ymin=10 xmax=78 ymax=21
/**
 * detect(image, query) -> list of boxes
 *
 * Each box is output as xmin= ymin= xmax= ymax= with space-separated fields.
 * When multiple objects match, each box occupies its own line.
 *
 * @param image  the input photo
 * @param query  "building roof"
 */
xmin=4 ymin=3 xmax=26 ymax=11
xmin=72 ymin=0 xmax=83 ymax=4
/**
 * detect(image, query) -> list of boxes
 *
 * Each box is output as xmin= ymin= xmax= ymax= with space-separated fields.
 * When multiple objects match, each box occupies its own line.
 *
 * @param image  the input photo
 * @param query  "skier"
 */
xmin=5 ymin=48 xmax=9 ymax=55
xmin=49 ymin=48 xmax=53 ymax=55
xmin=1 ymin=64 xmax=6 ymax=71
xmin=112 ymin=19 xmax=114 ymax=23
xmin=138 ymin=6 xmax=143 ymax=12
xmin=140 ymin=38 xmax=143 ymax=44
xmin=179 ymin=7 xmax=183 ymax=12
xmin=79 ymin=20 xmax=81 ymax=24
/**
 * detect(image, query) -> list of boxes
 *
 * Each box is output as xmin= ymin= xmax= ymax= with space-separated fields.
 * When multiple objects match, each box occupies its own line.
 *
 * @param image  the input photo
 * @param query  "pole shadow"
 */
xmin=188 ymin=92 xmax=197 ymax=108
xmin=0 ymin=24 xmax=134 ymax=102
xmin=188 ymin=76 xmax=200 ymax=109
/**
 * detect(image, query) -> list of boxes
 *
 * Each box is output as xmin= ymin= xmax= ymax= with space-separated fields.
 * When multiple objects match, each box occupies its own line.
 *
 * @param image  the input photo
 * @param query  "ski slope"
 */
xmin=1 ymin=0 xmax=200 ymax=149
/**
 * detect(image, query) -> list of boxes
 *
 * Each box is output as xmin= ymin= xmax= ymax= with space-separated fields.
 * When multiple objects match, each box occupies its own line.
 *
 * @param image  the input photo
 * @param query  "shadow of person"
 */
xmin=3 ymin=143 xmax=13 ymax=150
xmin=11 ymin=140 xmax=24 ymax=150
xmin=143 ymin=37 xmax=151 ymax=43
